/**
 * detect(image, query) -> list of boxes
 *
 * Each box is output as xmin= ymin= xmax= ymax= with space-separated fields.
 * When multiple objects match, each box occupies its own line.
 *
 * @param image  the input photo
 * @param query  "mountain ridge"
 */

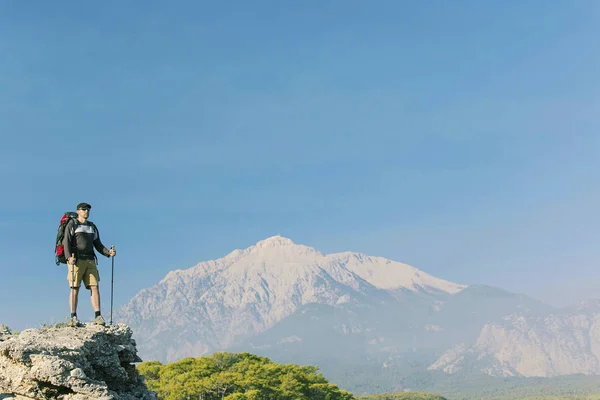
xmin=169 ymin=235 xmax=467 ymax=294
xmin=116 ymin=234 xmax=600 ymax=390
xmin=117 ymin=235 xmax=467 ymax=362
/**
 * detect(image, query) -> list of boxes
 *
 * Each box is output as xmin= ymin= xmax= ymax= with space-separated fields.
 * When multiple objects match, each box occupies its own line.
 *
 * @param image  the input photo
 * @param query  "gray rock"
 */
xmin=0 ymin=323 xmax=157 ymax=400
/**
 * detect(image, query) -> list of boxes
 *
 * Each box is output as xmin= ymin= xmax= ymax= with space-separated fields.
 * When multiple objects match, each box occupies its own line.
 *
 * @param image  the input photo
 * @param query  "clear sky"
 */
xmin=1 ymin=1 xmax=599 ymax=331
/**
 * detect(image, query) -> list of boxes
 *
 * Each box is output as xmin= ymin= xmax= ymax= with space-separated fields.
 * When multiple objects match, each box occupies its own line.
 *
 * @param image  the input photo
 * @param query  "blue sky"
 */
xmin=1 ymin=1 xmax=599 ymax=331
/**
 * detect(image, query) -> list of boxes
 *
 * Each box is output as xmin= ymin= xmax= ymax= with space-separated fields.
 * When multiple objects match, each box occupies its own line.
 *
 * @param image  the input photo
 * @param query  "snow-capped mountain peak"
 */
xmin=222 ymin=235 xmax=324 ymax=266
xmin=117 ymin=236 xmax=467 ymax=361
xmin=255 ymin=235 xmax=296 ymax=247
xmin=327 ymin=252 xmax=466 ymax=294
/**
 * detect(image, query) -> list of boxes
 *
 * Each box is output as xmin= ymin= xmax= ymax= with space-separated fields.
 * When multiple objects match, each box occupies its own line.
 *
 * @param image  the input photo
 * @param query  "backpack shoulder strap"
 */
xmin=68 ymin=217 xmax=79 ymax=235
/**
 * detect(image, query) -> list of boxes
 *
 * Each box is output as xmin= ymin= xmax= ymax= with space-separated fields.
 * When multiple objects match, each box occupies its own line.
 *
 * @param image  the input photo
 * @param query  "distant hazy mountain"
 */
xmin=428 ymin=299 xmax=600 ymax=377
xmin=116 ymin=235 xmax=600 ymax=390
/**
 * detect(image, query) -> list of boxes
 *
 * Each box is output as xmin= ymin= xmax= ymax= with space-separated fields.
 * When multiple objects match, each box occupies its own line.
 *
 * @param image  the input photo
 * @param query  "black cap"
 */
xmin=77 ymin=202 xmax=92 ymax=210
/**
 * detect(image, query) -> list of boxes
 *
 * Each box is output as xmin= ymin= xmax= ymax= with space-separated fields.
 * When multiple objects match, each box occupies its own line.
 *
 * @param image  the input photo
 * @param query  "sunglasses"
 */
xmin=78 ymin=208 xmax=90 ymax=211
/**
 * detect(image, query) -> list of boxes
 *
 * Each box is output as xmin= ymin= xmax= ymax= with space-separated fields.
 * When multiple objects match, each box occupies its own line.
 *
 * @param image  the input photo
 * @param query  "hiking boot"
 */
xmin=68 ymin=316 xmax=82 ymax=327
xmin=93 ymin=315 xmax=106 ymax=326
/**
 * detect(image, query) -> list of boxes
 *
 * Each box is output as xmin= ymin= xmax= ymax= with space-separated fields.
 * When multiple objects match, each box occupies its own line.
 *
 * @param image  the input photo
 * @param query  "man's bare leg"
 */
xmin=90 ymin=285 xmax=101 ymax=313
xmin=90 ymin=285 xmax=106 ymax=325
xmin=70 ymin=287 xmax=79 ymax=315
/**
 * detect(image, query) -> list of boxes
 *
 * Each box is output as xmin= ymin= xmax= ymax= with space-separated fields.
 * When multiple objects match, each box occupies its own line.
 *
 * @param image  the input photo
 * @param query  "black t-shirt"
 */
xmin=63 ymin=219 xmax=109 ymax=260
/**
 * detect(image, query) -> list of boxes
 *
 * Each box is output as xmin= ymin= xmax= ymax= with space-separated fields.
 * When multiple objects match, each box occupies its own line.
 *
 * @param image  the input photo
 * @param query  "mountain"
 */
xmin=116 ymin=235 xmax=466 ymax=362
xmin=116 ymin=235 xmax=600 ymax=395
xmin=424 ymin=284 xmax=555 ymax=347
xmin=428 ymin=300 xmax=600 ymax=377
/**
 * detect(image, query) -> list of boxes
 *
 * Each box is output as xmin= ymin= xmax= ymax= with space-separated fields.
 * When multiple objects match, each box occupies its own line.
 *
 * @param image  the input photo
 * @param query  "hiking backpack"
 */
xmin=55 ymin=212 xmax=78 ymax=265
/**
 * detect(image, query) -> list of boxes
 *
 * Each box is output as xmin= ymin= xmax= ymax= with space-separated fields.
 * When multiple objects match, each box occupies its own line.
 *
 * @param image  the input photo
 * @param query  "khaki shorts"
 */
xmin=67 ymin=259 xmax=100 ymax=289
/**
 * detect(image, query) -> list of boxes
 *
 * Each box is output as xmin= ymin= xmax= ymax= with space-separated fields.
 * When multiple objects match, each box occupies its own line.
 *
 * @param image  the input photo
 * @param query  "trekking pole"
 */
xmin=70 ymin=254 xmax=76 ymax=318
xmin=110 ymin=245 xmax=115 ymax=325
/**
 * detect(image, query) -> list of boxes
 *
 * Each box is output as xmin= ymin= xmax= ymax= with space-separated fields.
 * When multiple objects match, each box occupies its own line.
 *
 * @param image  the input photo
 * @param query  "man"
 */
xmin=63 ymin=202 xmax=116 ymax=326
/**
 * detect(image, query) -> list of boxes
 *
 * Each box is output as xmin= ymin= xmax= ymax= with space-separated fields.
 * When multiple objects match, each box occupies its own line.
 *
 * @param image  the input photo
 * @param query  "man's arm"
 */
xmin=93 ymin=225 xmax=111 ymax=258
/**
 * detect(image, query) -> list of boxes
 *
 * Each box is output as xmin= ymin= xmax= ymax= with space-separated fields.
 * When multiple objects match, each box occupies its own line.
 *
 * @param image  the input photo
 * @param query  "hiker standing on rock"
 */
xmin=63 ymin=202 xmax=116 ymax=326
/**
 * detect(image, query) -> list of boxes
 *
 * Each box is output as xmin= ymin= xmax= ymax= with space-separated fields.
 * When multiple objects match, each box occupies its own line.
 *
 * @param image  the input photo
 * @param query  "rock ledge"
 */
xmin=0 ymin=323 xmax=157 ymax=400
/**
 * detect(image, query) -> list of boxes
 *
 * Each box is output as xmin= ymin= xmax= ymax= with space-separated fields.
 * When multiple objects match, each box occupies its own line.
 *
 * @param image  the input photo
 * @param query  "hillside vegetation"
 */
xmin=137 ymin=352 xmax=353 ymax=400
xmin=137 ymin=353 xmax=444 ymax=400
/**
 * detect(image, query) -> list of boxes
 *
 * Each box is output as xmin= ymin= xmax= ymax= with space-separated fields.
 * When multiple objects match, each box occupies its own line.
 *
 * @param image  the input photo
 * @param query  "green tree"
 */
xmin=138 ymin=352 xmax=355 ymax=400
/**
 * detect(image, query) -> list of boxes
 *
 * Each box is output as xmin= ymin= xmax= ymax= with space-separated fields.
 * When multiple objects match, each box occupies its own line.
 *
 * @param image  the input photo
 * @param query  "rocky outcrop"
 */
xmin=0 ymin=323 xmax=157 ymax=400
